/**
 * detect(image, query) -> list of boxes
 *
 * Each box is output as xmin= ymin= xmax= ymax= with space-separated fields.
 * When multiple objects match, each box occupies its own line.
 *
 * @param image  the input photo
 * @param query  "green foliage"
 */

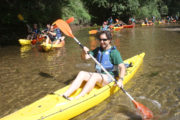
xmin=160 ymin=5 xmax=168 ymax=16
xmin=126 ymin=0 xmax=140 ymax=15
xmin=82 ymin=0 xmax=141 ymax=24
xmin=135 ymin=0 xmax=164 ymax=19
xmin=61 ymin=0 xmax=91 ymax=24
xmin=0 ymin=0 xmax=90 ymax=26
xmin=0 ymin=0 xmax=179 ymax=26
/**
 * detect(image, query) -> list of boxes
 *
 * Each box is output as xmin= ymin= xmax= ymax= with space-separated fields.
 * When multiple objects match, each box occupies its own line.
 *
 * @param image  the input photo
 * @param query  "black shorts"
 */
xmin=48 ymin=34 xmax=55 ymax=41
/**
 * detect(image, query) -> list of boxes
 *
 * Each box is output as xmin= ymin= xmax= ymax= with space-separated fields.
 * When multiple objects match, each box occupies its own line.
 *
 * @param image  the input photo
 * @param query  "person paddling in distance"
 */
xmin=41 ymin=24 xmax=51 ymax=34
xmin=44 ymin=25 xmax=65 ymax=45
xmin=27 ymin=23 xmax=41 ymax=40
xmin=62 ymin=31 xmax=126 ymax=100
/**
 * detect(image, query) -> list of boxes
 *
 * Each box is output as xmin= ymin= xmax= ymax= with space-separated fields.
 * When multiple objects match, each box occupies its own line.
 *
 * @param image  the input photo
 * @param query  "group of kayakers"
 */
xmin=165 ymin=15 xmax=178 ymax=23
xmin=99 ymin=17 xmax=129 ymax=32
xmin=141 ymin=15 xmax=179 ymax=25
xmin=26 ymin=23 xmax=65 ymax=45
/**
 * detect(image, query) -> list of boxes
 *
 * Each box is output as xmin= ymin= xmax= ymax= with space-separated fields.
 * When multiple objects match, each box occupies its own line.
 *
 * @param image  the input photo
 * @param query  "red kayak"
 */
xmin=123 ymin=25 xmax=134 ymax=28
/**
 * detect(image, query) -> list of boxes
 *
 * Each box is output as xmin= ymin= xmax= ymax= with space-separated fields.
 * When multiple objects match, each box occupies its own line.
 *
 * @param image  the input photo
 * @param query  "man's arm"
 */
xmin=81 ymin=46 xmax=91 ymax=60
xmin=116 ymin=63 xmax=126 ymax=88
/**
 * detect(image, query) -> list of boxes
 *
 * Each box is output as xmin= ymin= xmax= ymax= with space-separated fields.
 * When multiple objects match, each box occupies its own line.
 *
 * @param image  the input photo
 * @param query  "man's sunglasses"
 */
xmin=98 ymin=38 xmax=108 ymax=41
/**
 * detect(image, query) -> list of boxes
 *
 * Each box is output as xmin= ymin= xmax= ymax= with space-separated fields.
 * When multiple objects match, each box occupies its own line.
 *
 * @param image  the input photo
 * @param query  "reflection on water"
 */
xmin=113 ymin=35 xmax=121 ymax=47
xmin=89 ymin=36 xmax=98 ymax=50
xmin=0 ymin=24 xmax=180 ymax=120
xmin=20 ymin=45 xmax=32 ymax=58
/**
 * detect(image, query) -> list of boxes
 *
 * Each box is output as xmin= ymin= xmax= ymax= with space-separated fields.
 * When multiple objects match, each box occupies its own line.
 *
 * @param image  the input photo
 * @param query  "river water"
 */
xmin=0 ymin=24 xmax=180 ymax=120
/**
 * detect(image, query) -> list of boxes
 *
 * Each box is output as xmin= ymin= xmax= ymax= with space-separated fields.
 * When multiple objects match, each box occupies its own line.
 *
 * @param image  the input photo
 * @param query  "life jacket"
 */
xmin=55 ymin=28 xmax=62 ymax=39
xmin=32 ymin=29 xmax=40 ymax=35
xmin=95 ymin=46 xmax=118 ymax=73
xmin=32 ymin=29 xmax=40 ymax=39
xmin=100 ymin=25 xmax=108 ymax=31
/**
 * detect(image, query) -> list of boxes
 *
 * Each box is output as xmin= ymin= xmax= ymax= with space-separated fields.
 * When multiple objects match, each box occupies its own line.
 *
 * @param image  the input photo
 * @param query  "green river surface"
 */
xmin=0 ymin=24 xmax=180 ymax=120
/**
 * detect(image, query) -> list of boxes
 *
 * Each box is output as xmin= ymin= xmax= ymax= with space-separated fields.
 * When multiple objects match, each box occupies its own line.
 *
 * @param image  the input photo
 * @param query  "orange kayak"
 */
xmin=89 ymin=30 xmax=98 ymax=35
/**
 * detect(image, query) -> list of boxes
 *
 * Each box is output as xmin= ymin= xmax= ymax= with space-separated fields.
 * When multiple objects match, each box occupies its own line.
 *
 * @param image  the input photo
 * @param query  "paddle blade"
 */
xmin=66 ymin=17 xmax=74 ymax=24
xmin=53 ymin=19 xmax=74 ymax=38
xmin=17 ymin=14 xmax=24 ymax=21
xmin=132 ymin=100 xmax=153 ymax=119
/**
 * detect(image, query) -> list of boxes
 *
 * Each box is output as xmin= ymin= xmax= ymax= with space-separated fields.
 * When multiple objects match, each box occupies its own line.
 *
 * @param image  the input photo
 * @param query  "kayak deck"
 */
xmin=113 ymin=26 xmax=123 ymax=31
xmin=1 ymin=52 xmax=145 ymax=120
xmin=40 ymin=41 xmax=65 ymax=52
xmin=19 ymin=39 xmax=32 ymax=46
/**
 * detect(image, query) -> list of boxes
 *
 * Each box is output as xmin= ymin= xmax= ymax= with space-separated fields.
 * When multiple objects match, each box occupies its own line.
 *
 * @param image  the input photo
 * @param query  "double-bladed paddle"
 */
xmin=17 ymin=14 xmax=31 ymax=32
xmin=66 ymin=17 xmax=74 ymax=24
xmin=53 ymin=19 xmax=153 ymax=119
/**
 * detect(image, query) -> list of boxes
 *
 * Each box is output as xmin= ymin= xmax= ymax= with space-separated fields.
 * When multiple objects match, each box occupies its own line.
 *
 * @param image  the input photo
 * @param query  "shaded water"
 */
xmin=0 ymin=24 xmax=180 ymax=120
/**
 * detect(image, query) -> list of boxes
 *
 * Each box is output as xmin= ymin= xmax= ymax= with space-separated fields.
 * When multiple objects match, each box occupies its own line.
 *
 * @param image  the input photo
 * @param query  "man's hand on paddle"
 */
xmin=83 ymin=46 xmax=89 ymax=54
xmin=81 ymin=46 xmax=90 ymax=60
xmin=116 ymin=79 xmax=123 ymax=88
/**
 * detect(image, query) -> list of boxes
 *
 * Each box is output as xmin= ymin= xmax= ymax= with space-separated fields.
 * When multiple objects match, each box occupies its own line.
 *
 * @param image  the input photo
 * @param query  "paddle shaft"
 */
xmin=73 ymin=37 xmax=135 ymax=101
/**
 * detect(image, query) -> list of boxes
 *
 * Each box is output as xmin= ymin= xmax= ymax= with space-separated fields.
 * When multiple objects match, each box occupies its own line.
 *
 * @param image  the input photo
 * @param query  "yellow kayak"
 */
xmin=40 ymin=40 xmax=65 ymax=52
xmin=18 ymin=39 xmax=31 ymax=46
xmin=141 ymin=23 xmax=153 ymax=26
xmin=0 ymin=52 xmax=145 ymax=120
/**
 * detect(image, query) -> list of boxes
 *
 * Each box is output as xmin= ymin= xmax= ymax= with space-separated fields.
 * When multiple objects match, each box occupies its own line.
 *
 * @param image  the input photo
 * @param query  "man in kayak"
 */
xmin=45 ymin=25 xmax=65 ymax=45
xmin=62 ymin=31 xmax=125 ymax=100
xmin=27 ymin=23 xmax=41 ymax=40
xmin=145 ymin=17 xmax=149 ymax=24
xmin=41 ymin=24 xmax=51 ymax=34
xmin=100 ymin=21 xmax=109 ymax=31
xmin=108 ymin=16 xmax=113 ymax=25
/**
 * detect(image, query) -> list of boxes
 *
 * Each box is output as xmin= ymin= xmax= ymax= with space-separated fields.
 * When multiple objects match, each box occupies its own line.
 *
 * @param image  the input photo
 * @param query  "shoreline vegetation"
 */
xmin=0 ymin=0 xmax=179 ymax=46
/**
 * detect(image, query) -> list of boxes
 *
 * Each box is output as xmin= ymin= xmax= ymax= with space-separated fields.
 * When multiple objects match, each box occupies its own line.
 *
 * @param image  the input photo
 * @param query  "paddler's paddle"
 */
xmin=53 ymin=19 xmax=153 ymax=119
xmin=66 ymin=17 xmax=74 ymax=24
xmin=17 ymin=14 xmax=32 ymax=32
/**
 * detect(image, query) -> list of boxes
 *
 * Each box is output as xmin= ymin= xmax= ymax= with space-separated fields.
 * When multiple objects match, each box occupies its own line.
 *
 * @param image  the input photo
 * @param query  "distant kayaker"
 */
xmin=114 ymin=19 xmax=123 ymax=27
xmin=152 ymin=16 xmax=156 ymax=23
xmin=166 ymin=16 xmax=170 ymax=23
xmin=129 ymin=16 xmax=136 ymax=24
xmin=62 ymin=31 xmax=125 ymax=100
xmin=100 ymin=21 xmax=109 ymax=31
xmin=145 ymin=17 xmax=148 ymax=24
xmin=41 ymin=24 xmax=51 ymax=34
xmin=44 ymin=25 xmax=65 ymax=45
xmin=108 ymin=16 xmax=113 ymax=25
xmin=27 ymin=23 xmax=41 ymax=40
